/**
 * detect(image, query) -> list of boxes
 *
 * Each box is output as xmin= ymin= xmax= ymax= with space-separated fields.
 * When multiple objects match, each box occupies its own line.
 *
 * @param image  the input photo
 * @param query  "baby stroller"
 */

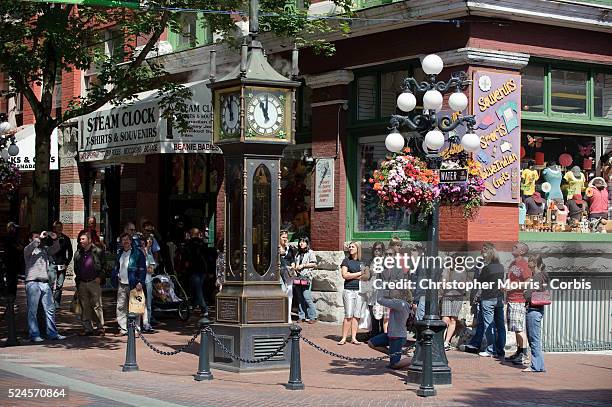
xmin=152 ymin=273 xmax=190 ymax=321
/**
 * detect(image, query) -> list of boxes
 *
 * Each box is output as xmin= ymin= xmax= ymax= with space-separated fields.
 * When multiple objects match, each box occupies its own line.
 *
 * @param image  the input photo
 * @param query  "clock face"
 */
xmin=221 ymin=93 xmax=240 ymax=135
xmin=246 ymin=91 xmax=284 ymax=136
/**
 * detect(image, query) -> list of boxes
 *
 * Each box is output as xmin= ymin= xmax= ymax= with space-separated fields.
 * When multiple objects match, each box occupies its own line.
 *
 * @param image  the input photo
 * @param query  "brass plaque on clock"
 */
xmin=246 ymin=298 xmax=286 ymax=323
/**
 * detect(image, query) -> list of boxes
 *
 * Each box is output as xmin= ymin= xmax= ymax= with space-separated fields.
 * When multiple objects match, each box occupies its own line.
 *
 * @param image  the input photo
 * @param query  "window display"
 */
xmin=280 ymin=145 xmax=312 ymax=241
xmin=358 ymin=135 xmax=424 ymax=232
xmin=520 ymin=133 xmax=609 ymax=233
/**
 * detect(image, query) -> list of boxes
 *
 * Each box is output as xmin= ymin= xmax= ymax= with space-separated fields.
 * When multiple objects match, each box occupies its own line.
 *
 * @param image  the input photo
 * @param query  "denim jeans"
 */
xmin=468 ymin=302 xmax=485 ymax=350
xmin=25 ymin=281 xmax=59 ymax=340
xmin=369 ymin=333 xmax=406 ymax=367
xmin=526 ymin=308 xmax=546 ymax=372
xmin=145 ymin=280 xmax=154 ymax=327
xmin=190 ymin=273 xmax=208 ymax=313
xmin=295 ymin=282 xmax=317 ymax=320
xmin=49 ymin=265 xmax=66 ymax=308
xmin=415 ymin=296 xmax=426 ymax=321
xmin=481 ymin=297 xmax=506 ymax=356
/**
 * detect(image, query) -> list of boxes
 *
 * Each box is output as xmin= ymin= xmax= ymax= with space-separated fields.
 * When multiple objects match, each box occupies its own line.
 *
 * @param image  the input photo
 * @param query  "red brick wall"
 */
xmin=310 ymin=85 xmax=349 ymax=251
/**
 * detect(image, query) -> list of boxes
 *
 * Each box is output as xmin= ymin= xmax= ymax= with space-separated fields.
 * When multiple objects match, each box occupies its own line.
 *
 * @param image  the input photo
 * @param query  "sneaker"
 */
xmin=51 ymin=334 xmax=66 ymax=341
xmin=512 ymin=353 xmax=530 ymax=366
xmin=30 ymin=337 xmax=44 ymax=343
xmin=444 ymin=342 xmax=451 ymax=351
xmin=460 ymin=344 xmax=479 ymax=353
xmin=478 ymin=351 xmax=495 ymax=357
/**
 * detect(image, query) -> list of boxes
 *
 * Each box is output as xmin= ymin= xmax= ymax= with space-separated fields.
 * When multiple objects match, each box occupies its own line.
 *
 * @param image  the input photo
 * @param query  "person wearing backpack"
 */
xmin=522 ymin=254 xmax=550 ymax=373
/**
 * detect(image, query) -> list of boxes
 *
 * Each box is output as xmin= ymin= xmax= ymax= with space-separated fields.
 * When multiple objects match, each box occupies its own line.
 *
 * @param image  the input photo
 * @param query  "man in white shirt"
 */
xmin=113 ymin=232 xmax=145 ymax=336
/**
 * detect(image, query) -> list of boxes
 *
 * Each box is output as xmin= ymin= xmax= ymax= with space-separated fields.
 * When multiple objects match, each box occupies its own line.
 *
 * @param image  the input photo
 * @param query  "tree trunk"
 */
xmin=30 ymin=120 xmax=53 ymax=231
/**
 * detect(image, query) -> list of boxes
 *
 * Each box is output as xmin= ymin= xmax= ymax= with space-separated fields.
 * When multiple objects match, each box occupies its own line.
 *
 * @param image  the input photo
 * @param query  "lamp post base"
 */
xmin=406 ymin=319 xmax=452 ymax=386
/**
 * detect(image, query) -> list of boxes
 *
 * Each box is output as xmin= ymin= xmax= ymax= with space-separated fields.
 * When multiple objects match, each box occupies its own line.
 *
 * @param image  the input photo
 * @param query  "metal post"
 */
xmin=416 ymin=328 xmax=436 ymax=397
xmin=122 ymin=313 xmax=139 ymax=372
xmin=194 ymin=318 xmax=213 ymax=381
xmin=285 ymin=324 xmax=304 ymax=390
xmin=5 ymin=297 xmax=18 ymax=347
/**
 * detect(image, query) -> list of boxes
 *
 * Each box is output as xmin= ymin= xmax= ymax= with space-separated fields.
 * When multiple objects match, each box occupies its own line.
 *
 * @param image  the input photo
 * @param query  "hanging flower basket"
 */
xmin=369 ymin=148 xmax=440 ymax=217
xmin=438 ymin=153 xmax=486 ymax=218
xmin=0 ymin=158 xmax=21 ymax=198
xmin=369 ymin=148 xmax=485 ymax=219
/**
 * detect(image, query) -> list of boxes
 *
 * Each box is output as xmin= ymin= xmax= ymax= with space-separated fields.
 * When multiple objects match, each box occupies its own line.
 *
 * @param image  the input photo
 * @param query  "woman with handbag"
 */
xmin=523 ymin=254 xmax=550 ymax=373
xmin=292 ymin=237 xmax=317 ymax=324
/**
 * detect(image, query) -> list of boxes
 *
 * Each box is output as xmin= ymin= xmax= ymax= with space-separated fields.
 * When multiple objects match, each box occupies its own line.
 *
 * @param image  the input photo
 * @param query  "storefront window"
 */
xmin=521 ymin=65 xmax=545 ymax=113
xmin=520 ymin=133 xmax=599 ymax=233
xmin=551 ymin=69 xmax=587 ymax=115
xmin=380 ymin=70 xmax=408 ymax=118
xmin=357 ymin=135 xmax=422 ymax=232
xmin=356 ymin=75 xmax=376 ymax=120
xmin=281 ymin=145 xmax=312 ymax=241
xmin=594 ymin=73 xmax=612 ymax=119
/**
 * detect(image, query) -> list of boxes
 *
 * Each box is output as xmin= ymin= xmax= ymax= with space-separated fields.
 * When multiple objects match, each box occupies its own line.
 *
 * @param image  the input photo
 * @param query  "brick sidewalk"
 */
xmin=1 ymin=284 xmax=612 ymax=406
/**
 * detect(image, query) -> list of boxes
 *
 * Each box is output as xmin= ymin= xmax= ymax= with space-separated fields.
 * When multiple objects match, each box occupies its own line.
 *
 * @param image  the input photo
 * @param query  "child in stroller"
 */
xmin=152 ymin=274 xmax=190 ymax=321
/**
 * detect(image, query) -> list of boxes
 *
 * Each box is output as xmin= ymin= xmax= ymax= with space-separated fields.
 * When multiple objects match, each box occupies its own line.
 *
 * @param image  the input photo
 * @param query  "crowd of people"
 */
xmin=278 ymin=233 xmax=550 ymax=373
xmin=3 ymin=217 xmax=219 ymax=341
xmin=4 ymin=218 xmax=550 ymax=374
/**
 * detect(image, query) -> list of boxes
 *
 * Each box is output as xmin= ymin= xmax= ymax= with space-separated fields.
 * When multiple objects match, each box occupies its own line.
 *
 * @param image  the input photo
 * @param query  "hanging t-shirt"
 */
xmin=564 ymin=171 xmax=586 ymax=199
xmin=521 ymin=169 xmax=539 ymax=196
xmin=496 ymin=101 xmax=519 ymax=133
xmin=542 ymin=167 xmax=563 ymax=201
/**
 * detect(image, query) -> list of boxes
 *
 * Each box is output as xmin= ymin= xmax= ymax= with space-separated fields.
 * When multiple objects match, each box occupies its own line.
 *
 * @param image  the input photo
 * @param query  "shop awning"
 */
xmin=7 ymin=125 xmax=59 ymax=171
xmin=78 ymin=80 xmax=220 ymax=162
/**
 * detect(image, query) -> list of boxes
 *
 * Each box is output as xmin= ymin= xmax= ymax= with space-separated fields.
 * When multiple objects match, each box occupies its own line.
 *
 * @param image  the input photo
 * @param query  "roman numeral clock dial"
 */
xmin=246 ymin=91 xmax=285 ymax=138
xmin=221 ymin=93 xmax=240 ymax=136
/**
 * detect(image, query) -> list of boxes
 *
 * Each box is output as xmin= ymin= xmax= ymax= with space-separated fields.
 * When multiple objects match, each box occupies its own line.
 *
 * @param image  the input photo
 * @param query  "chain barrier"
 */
xmin=132 ymin=321 xmax=201 ymax=356
xmin=204 ymin=326 xmax=291 ymax=364
xmin=300 ymin=335 xmax=413 ymax=363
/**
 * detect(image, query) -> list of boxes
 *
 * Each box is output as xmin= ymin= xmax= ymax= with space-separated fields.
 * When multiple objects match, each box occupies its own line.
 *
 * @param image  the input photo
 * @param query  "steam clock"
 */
xmin=208 ymin=0 xmax=300 ymax=372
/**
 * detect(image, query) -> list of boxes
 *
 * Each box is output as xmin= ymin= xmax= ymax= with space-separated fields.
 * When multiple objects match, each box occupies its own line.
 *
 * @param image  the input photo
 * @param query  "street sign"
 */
xmin=439 ymin=168 xmax=468 ymax=183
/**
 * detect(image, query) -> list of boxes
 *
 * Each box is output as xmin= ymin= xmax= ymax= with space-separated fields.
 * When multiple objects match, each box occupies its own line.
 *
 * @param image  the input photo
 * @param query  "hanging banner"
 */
xmin=78 ymin=80 xmax=220 ymax=162
xmin=27 ymin=0 xmax=143 ymax=8
xmin=7 ymin=125 xmax=59 ymax=171
xmin=472 ymin=71 xmax=521 ymax=203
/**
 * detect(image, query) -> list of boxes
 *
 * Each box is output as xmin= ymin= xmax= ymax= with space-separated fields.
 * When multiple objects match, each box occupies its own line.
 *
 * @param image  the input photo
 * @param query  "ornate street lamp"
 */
xmin=384 ymin=54 xmax=477 ymax=396
xmin=0 ymin=114 xmax=19 ymax=161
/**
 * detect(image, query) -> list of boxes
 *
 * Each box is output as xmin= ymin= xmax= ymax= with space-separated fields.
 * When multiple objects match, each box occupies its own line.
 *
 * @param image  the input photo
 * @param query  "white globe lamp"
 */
xmin=449 ymin=92 xmax=468 ymax=112
xmin=422 ymin=54 xmax=444 ymax=75
xmin=424 ymin=129 xmax=445 ymax=151
xmin=385 ymin=130 xmax=405 ymax=153
xmin=461 ymin=132 xmax=480 ymax=153
xmin=0 ymin=121 xmax=11 ymax=134
xmin=8 ymin=143 xmax=19 ymax=156
xmin=397 ymin=91 xmax=416 ymax=112
xmin=423 ymin=90 xmax=443 ymax=111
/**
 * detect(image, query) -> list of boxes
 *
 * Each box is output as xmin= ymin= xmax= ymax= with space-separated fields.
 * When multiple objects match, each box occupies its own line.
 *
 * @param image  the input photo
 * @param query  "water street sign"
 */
xmin=439 ymin=168 xmax=468 ymax=183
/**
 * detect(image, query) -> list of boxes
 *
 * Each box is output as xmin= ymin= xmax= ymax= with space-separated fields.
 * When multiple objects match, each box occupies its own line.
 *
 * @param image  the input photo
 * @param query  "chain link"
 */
xmin=300 ymin=336 xmax=412 ymax=363
xmin=204 ymin=326 xmax=290 ymax=364
xmin=132 ymin=321 xmax=201 ymax=356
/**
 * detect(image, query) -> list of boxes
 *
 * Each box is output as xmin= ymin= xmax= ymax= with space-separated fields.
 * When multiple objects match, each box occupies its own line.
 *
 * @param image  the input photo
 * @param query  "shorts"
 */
xmin=342 ymin=289 xmax=363 ymax=318
xmin=440 ymin=298 xmax=462 ymax=317
xmin=369 ymin=333 xmax=406 ymax=367
xmin=507 ymin=302 xmax=526 ymax=332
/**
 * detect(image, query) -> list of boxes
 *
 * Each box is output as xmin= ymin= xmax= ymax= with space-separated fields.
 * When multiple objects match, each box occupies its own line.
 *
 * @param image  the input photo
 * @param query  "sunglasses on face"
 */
xmin=385 ymin=252 xmax=395 ymax=256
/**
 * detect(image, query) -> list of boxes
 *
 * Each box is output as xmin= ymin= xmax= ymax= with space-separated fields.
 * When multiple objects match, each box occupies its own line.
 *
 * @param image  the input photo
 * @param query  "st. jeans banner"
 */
xmin=472 ymin=70 xmax=522 ymax=203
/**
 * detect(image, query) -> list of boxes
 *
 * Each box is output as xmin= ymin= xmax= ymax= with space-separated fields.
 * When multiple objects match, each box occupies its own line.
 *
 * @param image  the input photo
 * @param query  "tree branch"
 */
xmin=62 ymin=10 xmax=171 ymax=122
